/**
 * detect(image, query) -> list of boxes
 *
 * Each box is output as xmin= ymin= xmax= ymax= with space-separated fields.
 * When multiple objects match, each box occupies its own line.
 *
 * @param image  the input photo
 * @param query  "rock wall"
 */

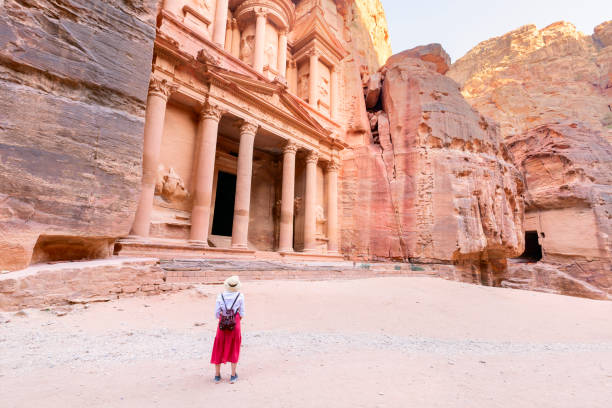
xmin=336 ymin=0 xmax=392 ymax=71
xmin=448 ymin=21 xmax=612 ymax=298
xmin=0 ymin=0 xmax=159 ymax=271
xmin=341 ymin=45 xmax=525 ymax=285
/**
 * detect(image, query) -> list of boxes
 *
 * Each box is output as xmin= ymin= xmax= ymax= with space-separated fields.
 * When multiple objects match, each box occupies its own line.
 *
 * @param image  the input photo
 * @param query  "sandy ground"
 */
xmin=1 ymin=277 xmax=611 ymax=408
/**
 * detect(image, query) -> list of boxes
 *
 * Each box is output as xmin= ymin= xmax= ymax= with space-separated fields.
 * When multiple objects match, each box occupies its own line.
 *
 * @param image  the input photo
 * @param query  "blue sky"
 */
xmin=381 ymin=0 xmax=611 ymax=62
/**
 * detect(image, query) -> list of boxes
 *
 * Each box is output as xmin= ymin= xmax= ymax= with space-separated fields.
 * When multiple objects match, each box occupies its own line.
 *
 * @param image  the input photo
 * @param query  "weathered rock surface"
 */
xmin=0 ymin=0 xmax=158 ymax=271
xmin=0 ymin=258 xmax=170 ymax=311
xmin=341 ymin=46 xmax=525 ymax=284
xmin=385 ymin=43 xmax=451 ymax=74
xmin=448 ymin=21 xmax=612 ymax=298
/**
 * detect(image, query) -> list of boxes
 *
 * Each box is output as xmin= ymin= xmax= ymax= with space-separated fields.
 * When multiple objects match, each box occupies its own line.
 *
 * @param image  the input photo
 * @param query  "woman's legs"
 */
xmin=231 ymin=363 xmax=237 ymax=376
xmin=215 ymin=364 xmax=221 ymax=376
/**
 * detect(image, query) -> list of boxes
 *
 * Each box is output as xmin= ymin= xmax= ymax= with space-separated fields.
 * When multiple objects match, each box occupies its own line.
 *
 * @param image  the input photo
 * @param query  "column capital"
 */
xmin=327 ymin=158 xmax=341 ymax=172
xmin=283 ymin=141 xmax=298 ymax=155
xmin=148 ymin=77 xmax=178 ymax=101
xmin=200 ymin=103 xmax=223 ymax=122
xmin=231 ymin=18 xmax=239 ymax=29
xmin=305 ymin=150 xmax=319 ymax=164
xmin=254 ymin=8 xmax=267 ymax=19
xmin=307 ymin=49 xmax=319 ymax=58
xmin=278 ymin=28 xmax=288 ymax=37
xmin=239 ymin=120 xmax=259 ymax=136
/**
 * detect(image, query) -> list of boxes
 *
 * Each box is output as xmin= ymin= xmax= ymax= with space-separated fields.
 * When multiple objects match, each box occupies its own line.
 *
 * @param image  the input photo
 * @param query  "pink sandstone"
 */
xmin=448 ymin=21 xmax=612 ymax=298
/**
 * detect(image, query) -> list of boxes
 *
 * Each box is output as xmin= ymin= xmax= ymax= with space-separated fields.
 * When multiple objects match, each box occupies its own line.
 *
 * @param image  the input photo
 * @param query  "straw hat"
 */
xmin=224 ymin=275 xmax=241 ymax=292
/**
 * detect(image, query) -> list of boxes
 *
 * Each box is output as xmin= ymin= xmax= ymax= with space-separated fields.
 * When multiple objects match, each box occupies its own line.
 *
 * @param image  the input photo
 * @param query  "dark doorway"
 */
xmin=211 ymin=171 xmax=236 ymax=237
xmin=516 ymin=231 xmax=543 ymax=262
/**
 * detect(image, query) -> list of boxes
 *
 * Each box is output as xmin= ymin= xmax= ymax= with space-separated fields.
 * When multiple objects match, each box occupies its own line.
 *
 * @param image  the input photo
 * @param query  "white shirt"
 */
xmin=215 ymin=291 xmax=245 ymax=319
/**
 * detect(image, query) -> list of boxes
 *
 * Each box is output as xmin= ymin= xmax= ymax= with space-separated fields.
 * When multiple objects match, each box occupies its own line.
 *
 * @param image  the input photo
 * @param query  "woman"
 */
xmin=210 ymin=275 xmax=245 ymax=384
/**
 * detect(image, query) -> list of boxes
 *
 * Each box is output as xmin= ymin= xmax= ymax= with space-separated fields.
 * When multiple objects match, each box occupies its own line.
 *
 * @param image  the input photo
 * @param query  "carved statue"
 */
xmin=319 ymin=76 xmax=329 ymax=98
xmin=240 ymin=35 xmax=255 ymax=65
xmin=155 ymin=166 xmax=189 ymax=203
xmin=315 ymin=204 xmax=327 ymax=236
xmin=265 ymin=42 xmax=276 ymax=70
xmin=298 ymin=73 xmax=309 ymax=100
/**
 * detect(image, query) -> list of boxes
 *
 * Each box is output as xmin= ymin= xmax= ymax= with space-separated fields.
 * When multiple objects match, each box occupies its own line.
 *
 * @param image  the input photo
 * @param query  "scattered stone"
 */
xmin=67 ymin=296 xmax=112 ymax=305
xmin=194 ymin=322 xmax=206 ymax=327
xmin=14 ymin=310 xmax=27 ymax=317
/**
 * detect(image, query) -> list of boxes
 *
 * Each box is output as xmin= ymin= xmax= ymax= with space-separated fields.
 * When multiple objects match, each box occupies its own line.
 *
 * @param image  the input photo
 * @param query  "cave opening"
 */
xmin=31 ymin=235 xmax=114 ymax=265
xmin=515 ymin=231 xmax=543 ymax=262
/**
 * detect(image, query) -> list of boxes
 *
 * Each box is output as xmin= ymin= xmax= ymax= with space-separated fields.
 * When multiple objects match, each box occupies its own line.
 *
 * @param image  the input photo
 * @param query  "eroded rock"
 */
xmin=448 ymin=21 xmax=612 ymax=298
xmin=0 ymin=0 xmax=158 ymax=271
xmin=341 ymin=46 xmax=525 ymax=283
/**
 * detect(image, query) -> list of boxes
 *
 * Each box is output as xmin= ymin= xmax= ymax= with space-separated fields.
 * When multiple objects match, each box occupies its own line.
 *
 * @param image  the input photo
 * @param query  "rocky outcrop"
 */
xmin=448 ymin=21 xmax=612 ymax=298
xmin=0 ymin=0 xmax=159 ymax=271
xmin=341 ymin=46 xmax=525 ymax=284
xmin=0 ymin=258 xmax=170 ymax=311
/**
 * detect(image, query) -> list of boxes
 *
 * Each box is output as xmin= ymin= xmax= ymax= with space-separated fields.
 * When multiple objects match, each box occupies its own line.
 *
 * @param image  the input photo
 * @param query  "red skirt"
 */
xmin=210 ymin=314 xmax=242 ymax=364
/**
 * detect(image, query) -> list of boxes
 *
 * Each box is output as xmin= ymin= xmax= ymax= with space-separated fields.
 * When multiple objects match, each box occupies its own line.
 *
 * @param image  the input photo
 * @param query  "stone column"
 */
xmin=253 ymin=9 xmax=267 ymax=73
xmin=130 ymin=78 xmax=177 ymax=238
xmin=231 ymin=19 xmax=241 ymax=59
xmin=326 ymin=159 xmax=340 ymax=254
xmin=278 ymin=141 xmax=298 ymax=252
xmin=231 ymin=121 xmax=258 ymax=249
xmin=330 ymin=66 xmax=338 ymax=120
xmin=224 ymin=19 xmax=233 ymax=52
xmin=303 ymin=150 xmax=318 ymax=252
xmin=212 ymin=0 xmax=229 ymax=47
xmin=288 ymin=60 xmax=298 ymax=94
xmin=190 ymin=103 xmax=223 ymax=245
xmin=277 ymin=30 xmax=287 ymax=78
xmin=308 ymin=51 xmax=319 ymax=109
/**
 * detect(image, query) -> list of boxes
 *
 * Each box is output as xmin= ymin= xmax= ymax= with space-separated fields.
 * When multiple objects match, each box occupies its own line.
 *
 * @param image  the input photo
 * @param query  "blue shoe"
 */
xmin=214 ymin=375 xmax=221 ymax=383
xmin=230 ymin=374 xmax=238 ymax=384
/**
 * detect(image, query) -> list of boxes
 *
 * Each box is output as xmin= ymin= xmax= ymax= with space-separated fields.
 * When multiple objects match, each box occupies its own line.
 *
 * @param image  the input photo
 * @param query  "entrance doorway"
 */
xmin=211 ymin=171 xmax=236 ymax=237
xmin=515 ymin=231 xmax=543 ymax=262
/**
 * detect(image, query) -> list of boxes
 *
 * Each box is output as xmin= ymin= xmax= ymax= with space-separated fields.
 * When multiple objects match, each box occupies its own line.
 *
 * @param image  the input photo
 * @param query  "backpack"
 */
xmin=219 ymin=293 xmax=240 ymax=331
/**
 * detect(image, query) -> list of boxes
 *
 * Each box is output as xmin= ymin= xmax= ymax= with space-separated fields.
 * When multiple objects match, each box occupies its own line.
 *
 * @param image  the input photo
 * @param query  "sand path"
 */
xmin=1 ymin=277 xmax=611 ymax=407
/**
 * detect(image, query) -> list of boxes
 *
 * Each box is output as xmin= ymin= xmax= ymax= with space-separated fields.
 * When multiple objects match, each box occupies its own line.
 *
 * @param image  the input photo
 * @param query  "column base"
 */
xmin=278 ymin=247 xmax=293 ymax=253
xmin=302 ymin=248 xmax=318 ymax=254
xmin=188 ymin=240 xmax=209 ymax=248
xmin=231 ymin=244 xmax=248 ymax=250
xmin=118 ymin=235 xmax=151 ymax=244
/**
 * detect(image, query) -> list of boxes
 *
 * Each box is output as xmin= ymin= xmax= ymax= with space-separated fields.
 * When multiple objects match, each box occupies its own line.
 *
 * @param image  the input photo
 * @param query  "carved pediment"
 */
xmin=291 ymin=8 xmax=348 ymax=62
xmin=212 ymin=68 xmax=331 ymax=136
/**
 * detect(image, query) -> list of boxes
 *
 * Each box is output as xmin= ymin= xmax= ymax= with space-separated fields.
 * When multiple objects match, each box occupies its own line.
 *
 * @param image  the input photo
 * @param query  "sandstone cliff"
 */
xmin=448 ymin=21 xmax=612 ymax=299
xmin=341 ymin=46 xmax=525 ymax=284
xmin=0 ymin=0 xmax=158 ymax=271
xmin=336 ymin=0 xmax=392 ymax=71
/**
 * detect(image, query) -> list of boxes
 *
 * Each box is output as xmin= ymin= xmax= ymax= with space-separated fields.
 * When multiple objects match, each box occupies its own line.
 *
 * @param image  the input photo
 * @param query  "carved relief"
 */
xmin=155 ymin=166 xmax=189 ymax=203
xmin=240 ymin=35 xmax=255 ymax=65
xmin=298 ymin=72 xmax=309 ymax=100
